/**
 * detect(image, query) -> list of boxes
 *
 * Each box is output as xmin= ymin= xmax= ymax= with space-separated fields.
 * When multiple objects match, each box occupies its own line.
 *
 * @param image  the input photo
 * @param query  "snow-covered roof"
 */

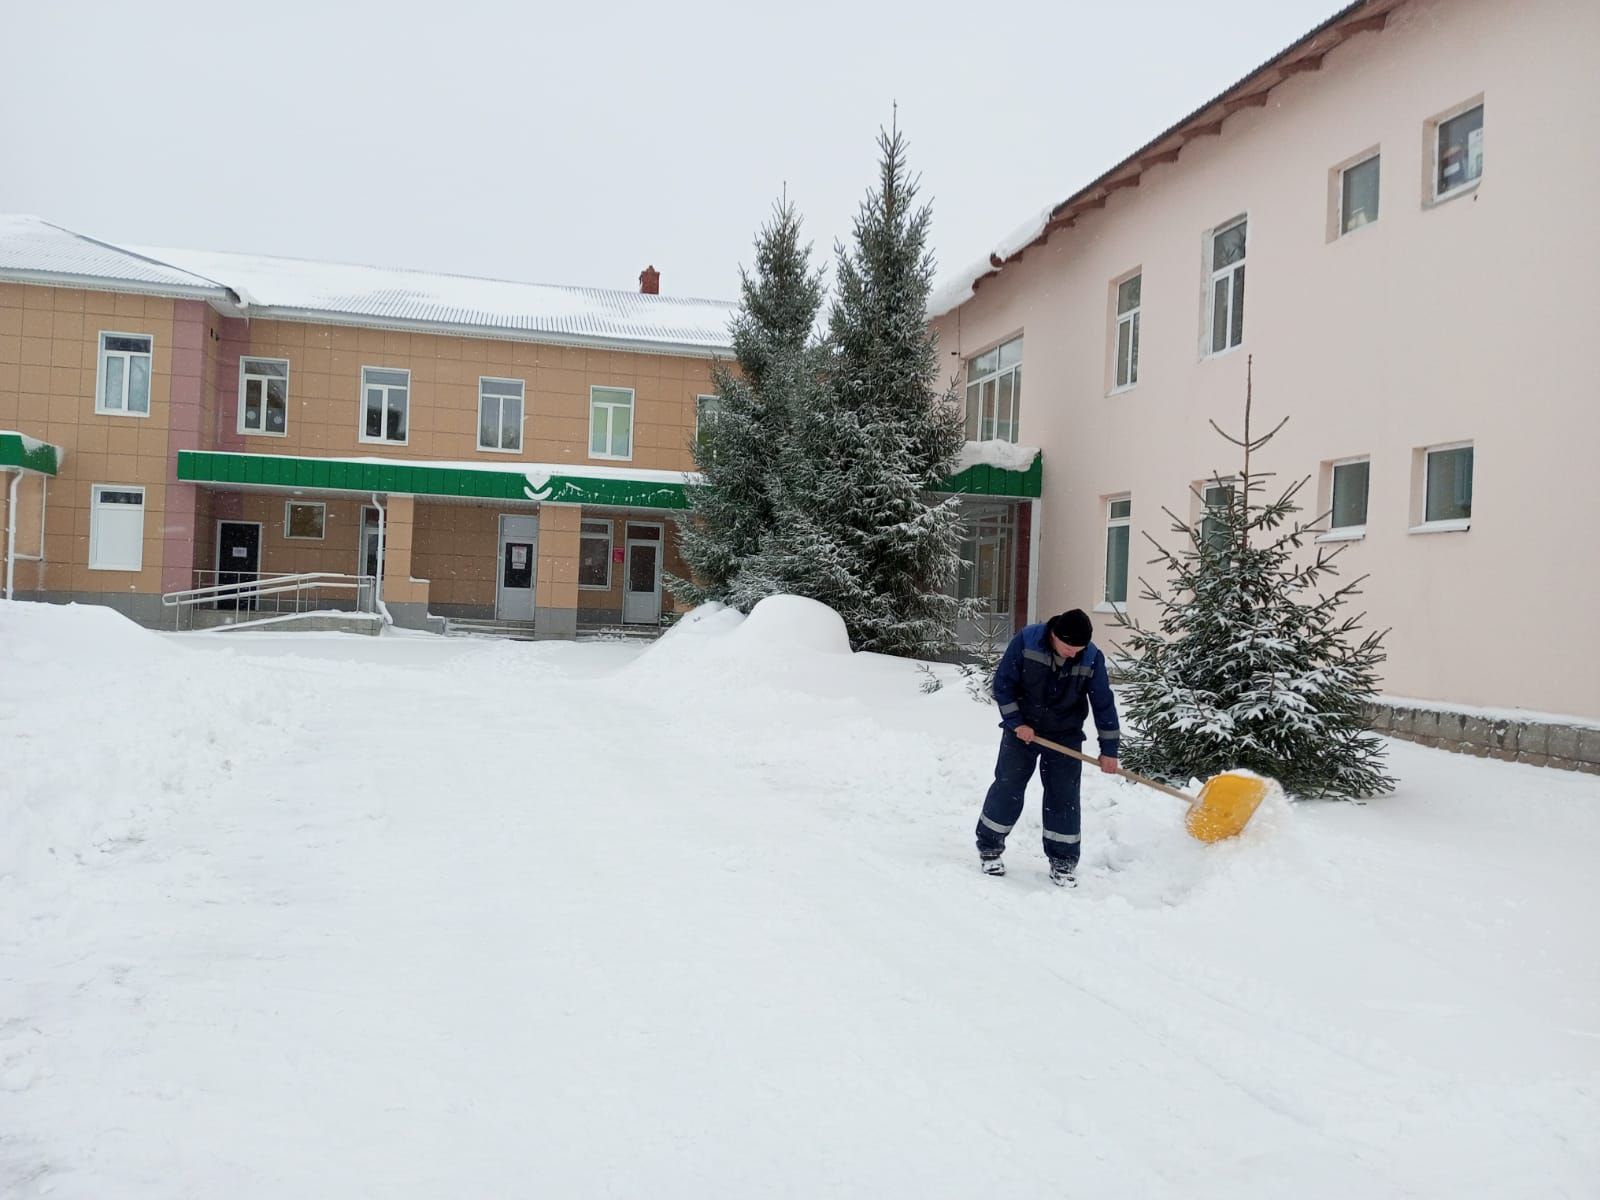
xmin=127 ymin=245 xmax=738 ymax=355
xmin=0 ymin=215 xmax=227 ymax=298
xmin=0 ymin=214 xmax=738 ymax=356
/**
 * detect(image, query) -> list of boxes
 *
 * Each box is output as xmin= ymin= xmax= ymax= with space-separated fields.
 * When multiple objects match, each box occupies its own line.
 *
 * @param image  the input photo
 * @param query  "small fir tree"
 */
xmin=1116 ymin=360 xmax=1395 ymax=799
xmin=670 ymin=199 xmax=825 ymax=608
xmin=751 ymin=120 xmax=967 ymax=656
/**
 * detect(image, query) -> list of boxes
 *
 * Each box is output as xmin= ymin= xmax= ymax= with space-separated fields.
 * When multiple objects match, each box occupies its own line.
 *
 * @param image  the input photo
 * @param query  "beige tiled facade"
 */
xmin=1 ymin=278 xmax=718 ymax=633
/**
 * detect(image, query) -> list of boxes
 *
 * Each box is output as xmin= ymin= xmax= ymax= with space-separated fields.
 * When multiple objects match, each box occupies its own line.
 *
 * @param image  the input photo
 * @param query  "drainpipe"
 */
xmin=371 ymin=491 xmax=393 ymax=626
xmin=4 ymin=470 xmax=16 ymax=600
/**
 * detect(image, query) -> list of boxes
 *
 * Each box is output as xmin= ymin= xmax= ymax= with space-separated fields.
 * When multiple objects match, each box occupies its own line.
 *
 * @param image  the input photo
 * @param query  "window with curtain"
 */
xmin=240 ymin=357 xmax=290 ymax=435
xmin=97 ymin=333 xmax=153 ymax=416
xmin=589 ymin=386 xmax=634 ymax=459
xmin=1113 ymin=275 xmax=1141 ymax=390
xmin=361 ymin=367 xmax=409 ymax=443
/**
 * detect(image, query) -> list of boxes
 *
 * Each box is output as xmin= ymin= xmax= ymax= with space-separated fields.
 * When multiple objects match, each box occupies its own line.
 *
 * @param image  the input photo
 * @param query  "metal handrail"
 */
xmin=162 ymin=571 xmax=371 ymax=607
xmin=161 ymin=571 xmax=379 ymax=631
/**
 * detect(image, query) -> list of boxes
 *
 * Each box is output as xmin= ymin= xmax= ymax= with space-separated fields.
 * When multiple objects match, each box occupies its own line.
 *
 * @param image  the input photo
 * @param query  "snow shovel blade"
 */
xmin=1184 ymin=772 xmax=1270 ymax=843
xmin=1029 ymin=735 xmax=1269 ymax=843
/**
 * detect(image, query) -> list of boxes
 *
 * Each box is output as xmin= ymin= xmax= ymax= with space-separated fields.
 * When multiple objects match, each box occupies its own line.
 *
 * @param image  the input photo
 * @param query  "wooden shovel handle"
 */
xmin=1029 ymin=734 xmax=1197 ymax=806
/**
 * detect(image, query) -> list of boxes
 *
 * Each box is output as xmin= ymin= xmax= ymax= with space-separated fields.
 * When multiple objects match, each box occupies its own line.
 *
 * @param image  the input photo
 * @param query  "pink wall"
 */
xmin=933 ymin=0 xmax=1600 ymax=719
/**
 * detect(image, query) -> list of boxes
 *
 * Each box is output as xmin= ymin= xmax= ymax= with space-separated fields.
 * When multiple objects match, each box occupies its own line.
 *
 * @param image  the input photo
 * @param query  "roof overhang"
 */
xmin=933 ymin=0 xmax=1405 ymax=315
xmin=0 ymin=431 xmax=63 ymax=476
xmin=0 ymin=268 xmax=233 ymax=306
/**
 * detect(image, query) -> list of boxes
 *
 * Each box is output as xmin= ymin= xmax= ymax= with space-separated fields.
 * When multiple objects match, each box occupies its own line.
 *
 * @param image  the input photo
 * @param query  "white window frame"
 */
xmin=694 ymin=394 xmax=721 ymax=443
xmin=95 ymin=332 xmax=154 ymax=418
xmin=589 ymin=386 xmax=635 ymax=462
xmin=477 ymin=377 xmax=526 ymax=454
xmin=284 ymin=500 xmax=327 ymax=541
xmin=1111 ymin=273 xmax=1141 ymax=394
xmin=1203 ymin=216 xmax=1247 ymax=358
xmin=1338 ymin=154 xmax=1381 ymax=237
xmin=1318 ymin=455 xmax=1371 ymax=542
xmin=1099 ymin=495 xmax=1132 ymax=613
xmin=579 ymin=519 xmax=614 ymax=591
xmin=238 ymin=356 xmax=291 ymax=437
xmin=359 ymin=366 xmax=411 ymax=446
xmin=88 ymin=484 xmax=147 ymax=571
xmin=1412 ymin=440 xmax=1474 ymax=534
xmin=1430 ymin=99 xmax=1484 ymax=205
xmin=964 ymin=336 xmax=1024 ymax=443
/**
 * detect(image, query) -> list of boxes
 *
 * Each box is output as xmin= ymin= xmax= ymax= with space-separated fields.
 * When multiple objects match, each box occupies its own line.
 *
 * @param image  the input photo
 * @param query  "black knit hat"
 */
xmin=1047 ymin=609 xmax=1093 ymax=648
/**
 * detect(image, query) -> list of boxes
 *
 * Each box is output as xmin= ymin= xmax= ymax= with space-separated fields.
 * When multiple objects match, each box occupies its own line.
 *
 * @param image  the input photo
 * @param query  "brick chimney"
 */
xmin=638 ymin=265 xmax=660 ymax=295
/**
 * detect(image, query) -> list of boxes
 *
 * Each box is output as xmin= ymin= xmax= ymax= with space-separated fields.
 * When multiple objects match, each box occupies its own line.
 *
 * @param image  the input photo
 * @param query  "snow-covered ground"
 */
xmin=2 ymin=598 xmax=1597 ymax=1197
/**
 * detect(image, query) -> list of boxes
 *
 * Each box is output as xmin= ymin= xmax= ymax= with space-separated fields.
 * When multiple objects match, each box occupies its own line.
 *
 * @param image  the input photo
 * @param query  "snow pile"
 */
xmin=729 ymin=594 xmax=850 ymax=655
xmin=952 ymin=439 xmax=1040 ymax=474
xmin=0 ymin=602 xmax=304 ymax=903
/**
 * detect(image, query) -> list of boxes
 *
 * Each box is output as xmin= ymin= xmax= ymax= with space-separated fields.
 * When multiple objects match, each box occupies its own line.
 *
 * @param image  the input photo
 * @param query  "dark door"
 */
xmin=217 ymin=521 xmax=261 ymax=611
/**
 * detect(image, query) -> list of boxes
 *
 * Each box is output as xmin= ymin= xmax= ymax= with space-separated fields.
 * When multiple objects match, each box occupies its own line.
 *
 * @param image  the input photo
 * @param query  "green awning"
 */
xmin=0 ymin=431 xmax=63 ymax=476
xmin=941 ymin=452 xmax=1042 ymax=499
xmin=176 ymin=445 xmax=1043 ymax=508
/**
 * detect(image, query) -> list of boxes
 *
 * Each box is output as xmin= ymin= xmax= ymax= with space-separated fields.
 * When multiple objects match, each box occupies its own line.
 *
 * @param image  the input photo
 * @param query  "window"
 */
xmin=89 ymin=485 xmax=145 ymax=571
xmin=239 ymin=357 xmax=289 ymax=435
xmin=361 ymin=367 xmax=409 ymax=444
xmin=1104 ymin=497 xmax=1131 ymax=606
xmin=589 ymin=386 xmax=634 ymax=460
xmin=1201 ymin=480 xmax=1235 ymax=555
xmin=96 ymin=333 xmax=153 ymax=416
xmin=580 ymin=519 xmax=613 ymax=589
xmin=478 ymin=377 xmax=524 ymax=452
xmin=285 ymin=501 xmax=326 ymax=540
xmin=1329 ymin=458 xmax=1370 ymax=530
xmin=1113 ymin=275 xmax=1141 ymax=391
xmin=1434 ymin=103 xmax=1483 ymax=199
xmin=1206 ymin=218 xmax=1247 ymax=355
xmin=964 ymin=337 xmax=1023 ymax=442
xmin=956 ymin=506 xmax=1014 ymax=616
xmin=1422 ymin=443 xmax=1473 ymax=525
xmin=695 ymin=394 xmax=722 ymax=450
xmin=1340 ymin=156 xmax=1381 ymax=234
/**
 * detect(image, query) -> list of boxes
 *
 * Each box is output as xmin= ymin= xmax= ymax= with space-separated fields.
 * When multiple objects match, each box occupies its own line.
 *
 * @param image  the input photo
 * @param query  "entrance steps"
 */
xmin=441 ymin=616 xmax=540 ymax=641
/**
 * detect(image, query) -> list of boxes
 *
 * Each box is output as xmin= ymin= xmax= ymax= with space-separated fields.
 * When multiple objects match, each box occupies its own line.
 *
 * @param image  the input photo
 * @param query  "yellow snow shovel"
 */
xmin=1030 ymin=735 xmax=1270 ymax=843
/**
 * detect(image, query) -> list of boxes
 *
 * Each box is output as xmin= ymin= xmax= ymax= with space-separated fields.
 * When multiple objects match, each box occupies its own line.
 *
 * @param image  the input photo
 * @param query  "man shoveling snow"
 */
xmin=974 ymin=609 xmax=1121 ymax=887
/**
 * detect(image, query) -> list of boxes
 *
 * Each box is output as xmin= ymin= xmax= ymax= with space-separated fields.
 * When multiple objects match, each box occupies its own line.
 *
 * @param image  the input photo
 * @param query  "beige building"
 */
xmin=930 ymin=0 xmax=1600 ymax=722
xmin=1 ymin=218 xmax=1039 ymax=639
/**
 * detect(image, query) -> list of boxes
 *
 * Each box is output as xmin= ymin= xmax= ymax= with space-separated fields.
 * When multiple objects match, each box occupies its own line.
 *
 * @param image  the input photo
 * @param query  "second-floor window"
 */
xmin=1114 ymin=275 xmax=1141 ymax=391
xmin=1434 ymin=103 xmax=1483 ymax=200
xmin=97 ymin=333 xmax=152 ymax=416
xmin=361 ymin=367 xmax=409 ymax=444
xmin=589 ymin=386 xmax=634 ymax=460
xmin=695 ymin=394 xmax=721 ymax=444
xmin=1340 ymin=155 xmax=1381 ymax=235
xmin=240 ymin=357 xmax=289 ymax=435
xmin=1207 ymin=217 xmax=1247 ymax=355
xmin=478 ymin=377 xmax=524 ymax=453
xmin=965 ymin=337 xmax=1022 ymax=443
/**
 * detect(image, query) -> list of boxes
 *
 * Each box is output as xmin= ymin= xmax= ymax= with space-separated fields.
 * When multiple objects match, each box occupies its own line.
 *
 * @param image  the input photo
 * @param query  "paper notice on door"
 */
xmin=511 ymin=545 xmax=528 ymax=569
xmin=232 ymin=547 xmax=248 ymax=558
xmin=1467 ymin=127 xmax=1482 ymax=177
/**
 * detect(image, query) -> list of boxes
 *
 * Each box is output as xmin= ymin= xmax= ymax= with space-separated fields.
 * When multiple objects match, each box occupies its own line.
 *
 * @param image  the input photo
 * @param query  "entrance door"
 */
xmin=623 ymin=522 xmax=663 ymax=625
xmin=216 ymin=521 xmax=261 ymax=611
xmin=496 ymin=514 xmax=538 ymax=621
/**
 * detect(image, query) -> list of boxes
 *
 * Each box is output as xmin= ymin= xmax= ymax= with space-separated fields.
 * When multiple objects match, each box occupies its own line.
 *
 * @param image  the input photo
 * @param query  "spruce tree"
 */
xmin=670 ymin=200 xmax=825 ymax=607
xmin=1116 ymin=360 xmax=1395 ymax=799
xmin=750 ymin=121 xmax=967 ymax=656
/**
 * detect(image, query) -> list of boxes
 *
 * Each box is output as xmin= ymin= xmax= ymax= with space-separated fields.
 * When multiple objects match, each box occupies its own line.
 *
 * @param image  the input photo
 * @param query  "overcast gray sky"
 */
xmin=1 ymin=0 xmax=1339 ymax=301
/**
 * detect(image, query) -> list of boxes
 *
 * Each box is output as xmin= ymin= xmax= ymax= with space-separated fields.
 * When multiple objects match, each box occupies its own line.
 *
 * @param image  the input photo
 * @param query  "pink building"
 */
xmin=930 ymin=0 xmax=1600 ymax=732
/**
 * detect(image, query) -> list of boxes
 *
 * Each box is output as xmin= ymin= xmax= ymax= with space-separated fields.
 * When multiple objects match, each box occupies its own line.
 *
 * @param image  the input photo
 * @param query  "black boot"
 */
xmin=1048 ymin=859 xmax=1077 ymax=888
